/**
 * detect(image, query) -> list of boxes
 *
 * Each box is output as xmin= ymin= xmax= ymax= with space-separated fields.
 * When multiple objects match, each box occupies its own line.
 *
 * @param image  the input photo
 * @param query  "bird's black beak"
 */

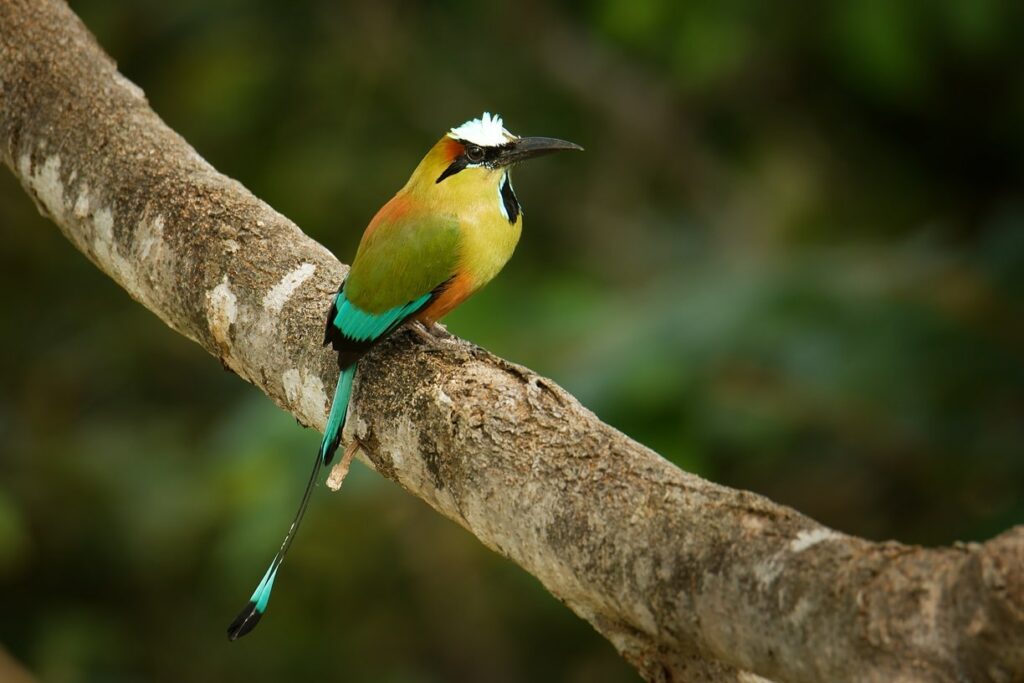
xmin=499 ymin=136 xmax=583 ymax=166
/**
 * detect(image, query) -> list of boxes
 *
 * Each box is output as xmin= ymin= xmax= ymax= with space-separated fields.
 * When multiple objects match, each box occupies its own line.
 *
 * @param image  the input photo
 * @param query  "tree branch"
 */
xmin=2 ymin=1 xmax=1022 ymax=681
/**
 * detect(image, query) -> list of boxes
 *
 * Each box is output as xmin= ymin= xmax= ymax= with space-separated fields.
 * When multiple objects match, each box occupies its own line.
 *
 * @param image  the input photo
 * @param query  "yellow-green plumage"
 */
xmin=343 ymin=212 xmax=461 ymax=314
xmin=226 ymin=113 xmax=580 ymax=640
xmin=345 ymin=133 xmax=524 ymax=322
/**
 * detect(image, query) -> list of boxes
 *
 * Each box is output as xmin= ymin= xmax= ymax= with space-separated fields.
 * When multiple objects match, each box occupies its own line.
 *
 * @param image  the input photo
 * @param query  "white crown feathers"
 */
xmin=448 ymin=112 xmax=516 ymax=147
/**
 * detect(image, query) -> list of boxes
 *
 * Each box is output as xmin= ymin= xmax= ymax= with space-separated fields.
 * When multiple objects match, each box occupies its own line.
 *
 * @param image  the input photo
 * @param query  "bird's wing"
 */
xmin=323 ymin=211 xmax=461 ymax=364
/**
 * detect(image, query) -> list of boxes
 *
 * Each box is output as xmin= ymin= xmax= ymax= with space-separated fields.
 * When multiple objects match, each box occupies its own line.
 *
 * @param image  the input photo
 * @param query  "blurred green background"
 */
xmin=2 ymin=0 xmax=1023 ymax=681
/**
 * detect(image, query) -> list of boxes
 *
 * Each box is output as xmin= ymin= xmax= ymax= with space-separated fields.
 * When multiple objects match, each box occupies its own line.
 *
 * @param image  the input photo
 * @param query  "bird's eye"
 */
xmin=465 ymin=145 xmax=485 ymax=163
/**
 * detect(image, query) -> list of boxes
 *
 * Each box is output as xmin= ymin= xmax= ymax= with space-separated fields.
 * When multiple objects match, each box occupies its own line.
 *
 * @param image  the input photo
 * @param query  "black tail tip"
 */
xmin=227 ymin=601 xmax=263 ymax=641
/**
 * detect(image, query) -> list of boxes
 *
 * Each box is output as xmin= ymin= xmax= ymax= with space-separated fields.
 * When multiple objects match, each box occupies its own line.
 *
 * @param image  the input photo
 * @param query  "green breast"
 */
xmin=461 ymin=212 xmax=521 ymax=289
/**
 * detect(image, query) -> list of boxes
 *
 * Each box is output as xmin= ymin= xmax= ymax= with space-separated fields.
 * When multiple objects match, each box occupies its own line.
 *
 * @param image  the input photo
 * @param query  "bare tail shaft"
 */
xmin=226 ymin=366 xmax=356 ymax=640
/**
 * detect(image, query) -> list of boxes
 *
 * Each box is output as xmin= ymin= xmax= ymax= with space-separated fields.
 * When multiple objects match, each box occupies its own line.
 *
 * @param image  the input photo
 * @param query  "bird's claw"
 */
xmin=410 ymin=320 xmax=451 ymax=344
xmin=428 ymin=321 xmax=451 ymax=338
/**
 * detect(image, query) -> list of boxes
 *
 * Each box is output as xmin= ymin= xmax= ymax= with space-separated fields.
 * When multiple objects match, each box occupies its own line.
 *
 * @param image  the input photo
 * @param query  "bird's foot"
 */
xmin=410 ymin=320 xmax=452 ymax=344
xmin=428 ymin=321 xmax=451 ymax=338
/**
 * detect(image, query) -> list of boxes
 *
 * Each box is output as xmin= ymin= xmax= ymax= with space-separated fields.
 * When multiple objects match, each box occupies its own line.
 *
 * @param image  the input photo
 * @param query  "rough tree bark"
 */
xmin=2 ymin=1 xmax=1022 ymax=681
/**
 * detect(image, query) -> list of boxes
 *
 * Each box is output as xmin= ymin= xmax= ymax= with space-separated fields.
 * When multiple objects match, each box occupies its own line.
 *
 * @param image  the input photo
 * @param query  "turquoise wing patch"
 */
xmin=331 ymin=290 xmax=432 ymax=342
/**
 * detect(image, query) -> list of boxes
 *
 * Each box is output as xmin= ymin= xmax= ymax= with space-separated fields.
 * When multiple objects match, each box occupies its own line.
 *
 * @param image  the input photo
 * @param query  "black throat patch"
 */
xmin=500 ymin=174 xmax=520 ymax=224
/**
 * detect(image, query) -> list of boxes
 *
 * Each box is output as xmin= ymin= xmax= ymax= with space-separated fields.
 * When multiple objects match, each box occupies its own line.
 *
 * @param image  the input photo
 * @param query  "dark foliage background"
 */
xmin=2 ymin=1 xmax=1022 ymax=681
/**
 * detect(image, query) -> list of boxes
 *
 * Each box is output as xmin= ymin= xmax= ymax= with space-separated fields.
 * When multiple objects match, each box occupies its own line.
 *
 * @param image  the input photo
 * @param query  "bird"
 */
xmin=227 ymin=112 xmax=582 ymax=639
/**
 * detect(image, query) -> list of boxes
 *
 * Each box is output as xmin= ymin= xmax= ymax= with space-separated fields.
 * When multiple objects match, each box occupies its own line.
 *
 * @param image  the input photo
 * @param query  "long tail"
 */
xmin=226 ymin=366 xmax=356 ymax=640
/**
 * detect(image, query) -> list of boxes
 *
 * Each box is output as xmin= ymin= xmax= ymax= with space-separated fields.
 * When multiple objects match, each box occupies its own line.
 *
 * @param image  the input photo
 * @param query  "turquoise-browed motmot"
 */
xmin=228 ymin=113 xmax=581 ymax=639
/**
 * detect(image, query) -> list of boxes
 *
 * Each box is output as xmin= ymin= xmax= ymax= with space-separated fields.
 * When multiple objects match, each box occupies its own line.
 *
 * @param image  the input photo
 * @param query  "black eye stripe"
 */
xmin=482 ymin=143 xmax=512 ymax=162
xmin=435 ymin=139 xmax=516 ymax=183
xmin=436 ymin=156 xmax=468 ymax=183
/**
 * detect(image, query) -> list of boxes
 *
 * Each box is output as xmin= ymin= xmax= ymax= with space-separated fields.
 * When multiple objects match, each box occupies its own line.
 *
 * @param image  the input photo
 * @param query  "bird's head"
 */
xmin=404 ymin=113 xmax=582 ymax=223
